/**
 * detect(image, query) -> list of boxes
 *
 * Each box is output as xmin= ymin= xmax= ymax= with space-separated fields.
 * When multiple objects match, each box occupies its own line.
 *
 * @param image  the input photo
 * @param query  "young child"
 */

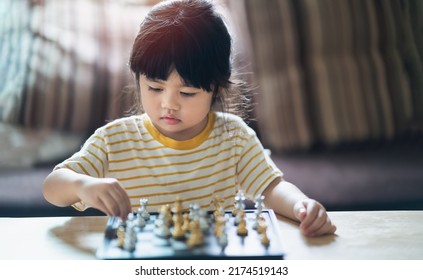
xmin=43 ymin=0 xmax=336 ymax=237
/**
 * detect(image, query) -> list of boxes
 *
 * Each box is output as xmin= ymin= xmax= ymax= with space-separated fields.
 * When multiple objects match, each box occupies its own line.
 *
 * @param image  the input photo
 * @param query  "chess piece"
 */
xmin=138 ymin=198 xmax=150 ymax=221
xmin=155 ymin=205 xmax=172 ymax=228
xmin=171 ymin=197 xmax=183 ymax=214
xmin=124 ymin=222 xmax=137 ymax=252
xmin=127 ymin=212 xmax=136 ymax=223
xmin=253 ymin=195 xmax=265 ymax=229
xmin=256 ymin=219 xmax=267 ymax=234
xmin=117 ymin=224 xmax=125 ymax=248
xmin=234 ymin=192 xmax=246 ymax=225
xmin=172 ymin=218 xmax=185 ymax=239
xmin=232 ymin=190 xmax=245 ymax=217
xmin=136 ymin=214 xmax=146 ymax=228
xmin=261 ymin=231 xmax=270 ymax=247
xmin=260 ymin=224 xmax=270 ymax=247
xmin=212 ymin=195 xmax=225 ymax=218
xmin=236 ymin=211 xmax=248 ymax=236
xmin=182 ymin=213 xmax=190 ymax=232
xmin=187 ymin=220 xmax=204 ymax=248
xmin=172 ymin=198 xmax=185 ymax=239
xmin=214 ymin=216 xmax=226 ymax=237
xmin=155 ymin=222 xmax=171 ymax=238
xmin=155 ymin=205 xmax=172 ymax=238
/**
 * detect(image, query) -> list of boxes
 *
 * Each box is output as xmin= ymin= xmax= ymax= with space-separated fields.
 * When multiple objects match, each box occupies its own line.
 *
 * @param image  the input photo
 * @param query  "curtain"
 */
xmin=0 ymin=0 xmax=150 ymax=135
xmin=230 ymin=0 xmax=423 ymax=152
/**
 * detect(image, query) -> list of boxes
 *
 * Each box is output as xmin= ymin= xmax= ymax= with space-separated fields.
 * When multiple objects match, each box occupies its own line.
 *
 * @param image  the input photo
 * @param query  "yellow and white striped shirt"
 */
xmin=55 ymin=112 xmax=282 ymax=212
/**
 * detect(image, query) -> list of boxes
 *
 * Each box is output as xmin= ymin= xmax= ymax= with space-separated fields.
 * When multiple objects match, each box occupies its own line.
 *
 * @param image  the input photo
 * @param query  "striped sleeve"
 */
xmin=53 ymin=128 xmax=109 ymax=211
xmin=54 ymin=128 xmax=108 ymax=178
xmin=236 ymin=124 xmax=283 ymax=200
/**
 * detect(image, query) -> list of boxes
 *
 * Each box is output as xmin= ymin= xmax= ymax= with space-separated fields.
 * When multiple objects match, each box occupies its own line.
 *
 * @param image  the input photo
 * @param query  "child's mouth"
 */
xmin=162 ymin=115 xmax=180 ymax=125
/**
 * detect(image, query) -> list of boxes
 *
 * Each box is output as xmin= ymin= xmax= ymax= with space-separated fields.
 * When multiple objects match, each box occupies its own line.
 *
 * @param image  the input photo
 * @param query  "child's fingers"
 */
xmin=297 ymin=207 xmax=307 ymax=221
xmin=300 ymin=207 xmax=325 ymax=233
xmin=303 ymin=216 xmax=337 ymax=237
xmin=298 ymin=200 xmax=320 ymax=228
xmin=293 ymin=200 xmax=308 ymax=221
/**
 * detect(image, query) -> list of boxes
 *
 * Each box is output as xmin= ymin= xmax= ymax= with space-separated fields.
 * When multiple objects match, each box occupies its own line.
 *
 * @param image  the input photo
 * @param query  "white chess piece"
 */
xmin=138 ymin=198 xmax=150 ymax=220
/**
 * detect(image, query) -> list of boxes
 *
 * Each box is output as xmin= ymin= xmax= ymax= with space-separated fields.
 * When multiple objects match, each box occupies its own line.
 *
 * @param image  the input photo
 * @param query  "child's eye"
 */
xmin=148 ymin=86 xmax=162 ymax=92
xmin=181 ymin=92 xmax=197 ymax=97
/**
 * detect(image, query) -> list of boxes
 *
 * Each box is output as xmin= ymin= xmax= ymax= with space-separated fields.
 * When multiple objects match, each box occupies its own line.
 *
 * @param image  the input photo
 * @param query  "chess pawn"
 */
xmin=253 ymin=214 xmax=265 ymax=230
xmin=164 ymin=204 xmax=173 ymax=227
xmin=156 ymin=205 xmax=172 ymax=228
xmin=117 ymin=225 xmax=125 ymax=248
xmin=127 ymin=212 xmax=136 ymax=222
xmin=212 ymin=196 xmax=224 ymax=217
xmin=172 ymin=222 xmax=185 ymax=240
xmin=154 ymin=205 xmax=172 ymax=238
xmin=187 ymin=220 xmax=203 ymax=248
xmin=236 ymin=212 xmax=248 ymax=236
xmin=172 ymin=211 xmax=185 ymax=239
xmin=256 ymin=219 xmax=267 ymax=234
xmin=231 ymin=206 xmax=238 ymax=217
xmin=155 ymin=222 xmax=171 ymax=239
xmin=124 ymin=223 xmax=137 ymax=252
xmin=260 ymin=231 xmax=270 ymax=247
xmin=214 ymin=216 xmax=226 ymax=237
xmin=256 ymin=220 xmax=270 ymax=247
xmin=182 ymin=213 xmax=190 ymax=232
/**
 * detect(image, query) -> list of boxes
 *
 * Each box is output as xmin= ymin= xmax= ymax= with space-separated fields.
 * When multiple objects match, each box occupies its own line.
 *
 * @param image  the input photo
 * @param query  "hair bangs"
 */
xmin=137 ymin=30 xmax=220 ymax=92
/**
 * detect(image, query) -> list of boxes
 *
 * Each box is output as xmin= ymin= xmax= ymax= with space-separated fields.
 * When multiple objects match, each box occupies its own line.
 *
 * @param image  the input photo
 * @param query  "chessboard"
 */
xmin=96 ymin=196 xmax=284 ymax=260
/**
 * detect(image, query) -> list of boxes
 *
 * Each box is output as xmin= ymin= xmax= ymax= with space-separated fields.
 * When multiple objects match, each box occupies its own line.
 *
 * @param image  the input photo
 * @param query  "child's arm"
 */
xmin=263 ymin=177 xmax=337 ymax=237
xmin=43 ymin=168 xmax=132 ymax=220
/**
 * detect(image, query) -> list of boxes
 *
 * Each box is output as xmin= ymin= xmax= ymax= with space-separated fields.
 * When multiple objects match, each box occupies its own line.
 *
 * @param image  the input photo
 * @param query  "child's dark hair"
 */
xmin=128 ymin=0 xmax=250 ymax=119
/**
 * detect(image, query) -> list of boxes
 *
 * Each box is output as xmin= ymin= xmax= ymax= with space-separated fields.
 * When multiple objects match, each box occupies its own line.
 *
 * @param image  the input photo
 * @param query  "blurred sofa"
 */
xmin=1 ymin=0 xmax=423 ymax=217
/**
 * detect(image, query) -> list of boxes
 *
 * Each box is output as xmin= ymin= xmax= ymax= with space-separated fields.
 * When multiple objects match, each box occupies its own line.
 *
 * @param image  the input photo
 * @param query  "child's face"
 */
xmin=140 ymin=70 xmax=213 ymax=141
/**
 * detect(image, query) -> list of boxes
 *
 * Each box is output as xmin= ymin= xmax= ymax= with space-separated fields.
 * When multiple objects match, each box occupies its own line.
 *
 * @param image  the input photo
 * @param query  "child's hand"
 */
xmin=293 ymin=199 xmax=337 ymax=237
xmin=77 ymin=177 xmax=132 ymax=221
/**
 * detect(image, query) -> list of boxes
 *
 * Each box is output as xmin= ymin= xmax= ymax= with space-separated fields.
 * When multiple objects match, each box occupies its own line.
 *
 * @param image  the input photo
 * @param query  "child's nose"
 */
xmin=162 ymin=92 xmax=180 ymax=111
